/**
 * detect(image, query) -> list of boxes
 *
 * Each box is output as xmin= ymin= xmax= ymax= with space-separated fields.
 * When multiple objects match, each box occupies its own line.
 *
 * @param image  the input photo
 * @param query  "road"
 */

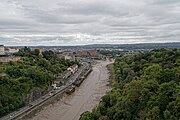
xmin=30 ymin=60 xmax=112 ymax=120
xmin=0 ymin=62 xmax=90 ymax=120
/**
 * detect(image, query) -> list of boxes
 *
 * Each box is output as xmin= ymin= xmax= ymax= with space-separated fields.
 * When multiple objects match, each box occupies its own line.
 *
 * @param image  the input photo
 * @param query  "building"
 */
xmin=52 ymin=80 xmax=61 ymax=89
xmin=88 ymin=50 xmax=99 ymax=57
xmin=77 ymin=49 xmax=100 ymax=57
xmin=78 ymin=51 xmax=89 ymax=57
xmin=0 ymin=45 xmax=5 ymax=55
xmin=63 ymin=70 xmax=72 ymax=79
xmin=57 ymin=52 xmax=76 ymax=61
xmin=64 ymin=55 xmax=74 ymax=60
xmin=5 ymin=48 xmax=19 ymax=54
xmin=52 ymin=64 xmax=78 ymax=89
xmin=67 ymin=64 xmax=78 ymax=74
xmin=0 ymin=56 xmax=21 ymax=63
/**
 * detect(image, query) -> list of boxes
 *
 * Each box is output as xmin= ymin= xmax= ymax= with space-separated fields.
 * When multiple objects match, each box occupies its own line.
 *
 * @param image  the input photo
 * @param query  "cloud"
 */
xmin=0 ymin=0 xmax=180 ymax=45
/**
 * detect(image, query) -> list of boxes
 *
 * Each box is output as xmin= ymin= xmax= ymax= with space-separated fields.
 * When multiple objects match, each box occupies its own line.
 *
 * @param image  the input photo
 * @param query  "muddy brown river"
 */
xmin=30 ymin=60 xmax=112 ymax=120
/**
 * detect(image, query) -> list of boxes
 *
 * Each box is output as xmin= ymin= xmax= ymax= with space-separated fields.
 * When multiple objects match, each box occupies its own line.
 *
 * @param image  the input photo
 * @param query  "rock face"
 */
xmin=24 ymin=88 xmax=45 ymax=104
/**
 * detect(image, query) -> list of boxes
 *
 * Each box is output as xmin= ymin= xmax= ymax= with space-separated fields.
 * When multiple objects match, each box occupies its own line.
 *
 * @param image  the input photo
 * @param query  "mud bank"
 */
xmin=29 ymin=60 xmax=112 ymax=120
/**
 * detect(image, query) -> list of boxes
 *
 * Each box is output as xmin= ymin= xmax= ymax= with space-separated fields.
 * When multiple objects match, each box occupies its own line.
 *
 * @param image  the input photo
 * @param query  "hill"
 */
xmin=80 ymin=48 xmax=180 ymax=120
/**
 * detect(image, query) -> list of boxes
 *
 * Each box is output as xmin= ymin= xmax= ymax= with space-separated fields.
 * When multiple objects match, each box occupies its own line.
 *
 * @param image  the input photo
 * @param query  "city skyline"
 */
xmin=0 ymin=0 xmax=180 ymax=46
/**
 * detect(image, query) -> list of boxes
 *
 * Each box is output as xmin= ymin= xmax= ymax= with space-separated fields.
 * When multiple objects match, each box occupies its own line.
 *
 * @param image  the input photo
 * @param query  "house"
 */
xmin=63 ymin=70 xmax=72 ymax=79
xmin=67 ymin=64 xmax=78 ymax=74
xmin=52 ymin=64 xmax=78 ymax=89
xmin=52 ymin=80 xmax=61 ymax=89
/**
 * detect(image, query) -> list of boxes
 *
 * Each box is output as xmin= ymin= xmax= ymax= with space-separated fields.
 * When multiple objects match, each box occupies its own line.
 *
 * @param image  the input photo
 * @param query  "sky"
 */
xmin=0 ymin=0 xmax=180 ymax=46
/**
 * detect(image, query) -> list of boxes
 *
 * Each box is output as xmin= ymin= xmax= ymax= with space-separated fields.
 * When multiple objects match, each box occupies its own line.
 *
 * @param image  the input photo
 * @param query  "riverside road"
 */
xmin=0 ymin=62 xmax=90 ymax=120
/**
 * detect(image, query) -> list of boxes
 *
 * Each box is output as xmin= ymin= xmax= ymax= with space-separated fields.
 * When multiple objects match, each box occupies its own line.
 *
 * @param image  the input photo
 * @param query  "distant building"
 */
xmin=52 ymin=80 xmax=61 ymax=89
xmin=39 ymin=48 xmax=46 ymax=53
xmin=77 ymin=49 xmax=99 ymax=57
xmin=63 ymin=70 xmax=72 ymax=79
xmin=78 ymin=51 xmax=89 ymax=56
xmin=88 ymin=50 xmax=99 ymax=57
xmin=0 ymin=45 xmax=5 ymax=55
xmin=0 ymin=45 xmax=19 ymax=55
xmin=5 ymin=48 xmax=19 ymax=54
xmin=67 ymin=64 xmax=78 ymax=74
xmin=57 ymin=52 xmax=76 ymax=61
xmin=0 ymin=56 xmax=21 ymax=63
xmin=64 ymin=55 xmax=73 ymax=60
xmin=52 ymin=64 xmax=78 ymax=89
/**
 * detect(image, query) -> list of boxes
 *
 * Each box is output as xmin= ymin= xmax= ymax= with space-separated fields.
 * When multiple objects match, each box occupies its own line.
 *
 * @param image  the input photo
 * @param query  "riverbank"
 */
xmin=106 ymin=63 xmax=115 ymax=86
xmin=29 ymin=60 xmax=113 ymax=120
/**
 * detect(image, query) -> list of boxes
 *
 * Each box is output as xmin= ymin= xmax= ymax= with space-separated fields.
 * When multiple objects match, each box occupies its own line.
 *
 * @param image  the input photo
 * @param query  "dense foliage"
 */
xmin=80 ymin=49 xmax=180 ymax=120
xmin=0 ymin=47 xmax=77 ymax=117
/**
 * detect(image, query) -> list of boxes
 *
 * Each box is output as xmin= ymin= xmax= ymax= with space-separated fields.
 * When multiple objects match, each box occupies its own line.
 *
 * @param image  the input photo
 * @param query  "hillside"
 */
xmin=80 ymin=49 xmax=180 ymax=120
xmin=0 ymin=47 xmax=77 ymax=117
xmin=83 ymin=42 xmax=180 ymax=50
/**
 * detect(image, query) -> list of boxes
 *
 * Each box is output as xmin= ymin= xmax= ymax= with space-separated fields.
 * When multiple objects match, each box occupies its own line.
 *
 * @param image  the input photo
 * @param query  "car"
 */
xmin=27 ymin=104 xmax=33 ymax=107
xmin=9 ymin=113 xmax=14 ymax=118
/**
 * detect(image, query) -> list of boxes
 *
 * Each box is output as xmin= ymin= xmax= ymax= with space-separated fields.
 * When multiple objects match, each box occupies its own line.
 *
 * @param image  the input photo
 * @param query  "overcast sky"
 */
xmin=0 ymin=0 xmax=180 ymax=46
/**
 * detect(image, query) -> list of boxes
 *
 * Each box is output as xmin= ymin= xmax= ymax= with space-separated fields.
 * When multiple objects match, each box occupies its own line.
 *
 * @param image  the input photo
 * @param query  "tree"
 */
xmin=0 ymin=49 xmax=77 ymax=117
xmin=80 ymin=111 xmax=92 ymax=120
xmin=146 ymin=106 xmax=160 ymax=120
xmin=80 ymin=49 xmax=180 ymax=120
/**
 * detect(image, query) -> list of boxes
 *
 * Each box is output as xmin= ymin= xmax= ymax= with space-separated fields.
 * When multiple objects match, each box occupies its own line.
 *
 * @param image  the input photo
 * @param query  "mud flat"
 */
xmin=29 ymin=60 xmax=113 ymax=120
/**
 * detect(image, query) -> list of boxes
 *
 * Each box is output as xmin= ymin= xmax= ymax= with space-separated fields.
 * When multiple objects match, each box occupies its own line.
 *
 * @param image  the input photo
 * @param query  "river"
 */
xmin=29 ymin=60 xmax=112 ymax=120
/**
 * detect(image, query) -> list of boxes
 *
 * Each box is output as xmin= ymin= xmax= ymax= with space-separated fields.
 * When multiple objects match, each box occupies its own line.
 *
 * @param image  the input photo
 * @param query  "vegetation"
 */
xmin=80 ymin=49 xmax=180 ymax=120
xmin=0 ymin=47 xmax=77 ymax=117
xmin=83 ymin=43 xmax=180 ymax=50
xmin=100 ymin=50 xmax=124 ymax=58
xmin=106 ymin=63 xmax=115 ymax=86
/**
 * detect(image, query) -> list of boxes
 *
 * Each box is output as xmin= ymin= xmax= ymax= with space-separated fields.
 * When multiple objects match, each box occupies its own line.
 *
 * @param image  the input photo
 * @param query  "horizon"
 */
xmin=2 ymin=41 xmax=180 ymax=47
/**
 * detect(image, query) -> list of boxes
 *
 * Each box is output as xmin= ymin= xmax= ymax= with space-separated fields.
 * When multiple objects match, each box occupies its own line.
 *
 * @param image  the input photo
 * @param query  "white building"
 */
xmin=0 ymin=45 xmax=5 ymax=55
xmin=6 ymin=48 xmax=19 ymax=54
xmin=67 ymin=64 xmax=78 ymax=74
xmin=57 ymin=52 xmax=76 ymax=61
